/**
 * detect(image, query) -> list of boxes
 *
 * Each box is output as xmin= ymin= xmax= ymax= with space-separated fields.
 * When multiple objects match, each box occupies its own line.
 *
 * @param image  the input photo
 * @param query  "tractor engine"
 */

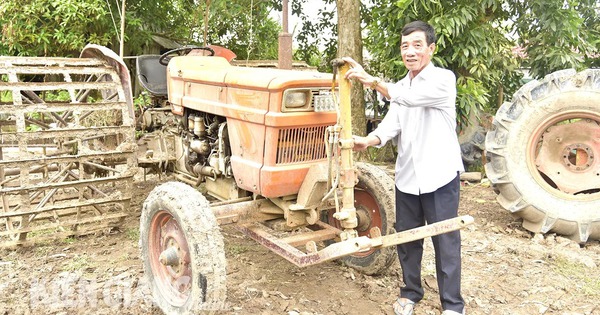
xmin=137 ymin=105 xmax=232 ymax=183
xmin=180 ymin=109 xmax=232 ymax=180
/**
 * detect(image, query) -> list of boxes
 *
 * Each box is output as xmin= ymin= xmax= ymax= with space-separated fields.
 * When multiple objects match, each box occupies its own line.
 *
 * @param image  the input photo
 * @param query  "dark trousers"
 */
xmin=395 ymin=174 xmax=464 ymax=313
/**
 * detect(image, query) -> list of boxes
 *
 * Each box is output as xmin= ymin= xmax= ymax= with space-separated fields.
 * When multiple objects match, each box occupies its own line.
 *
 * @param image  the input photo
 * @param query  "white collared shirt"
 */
xmin=369 ymin=62 xmax=464 ymax=195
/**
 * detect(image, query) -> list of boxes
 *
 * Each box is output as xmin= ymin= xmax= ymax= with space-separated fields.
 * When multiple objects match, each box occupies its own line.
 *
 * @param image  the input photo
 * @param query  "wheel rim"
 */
xmin=148 ymin=210 xmax=193 ymax=307
xmin=328 ymin=188 xmax=383 ymax=257
xmin=528 ymin=110 xmax=600 ymax=199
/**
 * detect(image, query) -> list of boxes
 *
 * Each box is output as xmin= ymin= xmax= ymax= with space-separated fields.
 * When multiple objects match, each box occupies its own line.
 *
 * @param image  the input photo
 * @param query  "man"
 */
xmin=343 ymin=20 xmax=465 ymax=315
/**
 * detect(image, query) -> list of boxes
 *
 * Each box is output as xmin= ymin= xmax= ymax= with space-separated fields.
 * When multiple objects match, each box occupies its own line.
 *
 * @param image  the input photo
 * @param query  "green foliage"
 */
xmin=0 ymin=0 xmax=282 ymax=60
xmin=44 ymin=90 xmax=72 ymax=102
xmin=512 ymin=0 xmax=600 ymax=78
xmin=133 ymin=91 xmax=151 ymax=110
xmin=293 ymin=0 xmax=338 ymax=71
xmin=366 ymin=0 xmax=521 ymax=128
xmin=364 ymin=0 xmax=599 ymax=129
xmin=456 ymin=77 xmax=488 ymax=131
xmin=201 ymin=0 xmax=281 ymax=60
xmin=0 ymin=92 xmax=11 ymax=103
xmin=0 ymin=0 xmax=113 ymax=56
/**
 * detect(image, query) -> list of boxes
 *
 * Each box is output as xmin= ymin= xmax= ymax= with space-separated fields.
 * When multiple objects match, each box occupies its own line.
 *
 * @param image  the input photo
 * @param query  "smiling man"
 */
xmin=343 ymin=20 xmax=465 ymax=315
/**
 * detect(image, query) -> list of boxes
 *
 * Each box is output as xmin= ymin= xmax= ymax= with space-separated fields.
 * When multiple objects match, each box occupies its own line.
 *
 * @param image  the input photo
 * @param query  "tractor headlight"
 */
xmin=282 ymin=88 xmax=338 ymax=112
xmin=283 ymin=90 xmax=311 ymax=111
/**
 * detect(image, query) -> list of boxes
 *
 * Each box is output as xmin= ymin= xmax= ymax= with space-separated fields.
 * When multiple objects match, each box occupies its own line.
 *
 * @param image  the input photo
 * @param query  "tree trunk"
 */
xmin=336 ymin=0 xmax=366 ymax=137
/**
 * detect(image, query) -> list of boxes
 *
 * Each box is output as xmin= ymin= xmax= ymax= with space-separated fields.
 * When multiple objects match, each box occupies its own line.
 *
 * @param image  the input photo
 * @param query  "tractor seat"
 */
xmin=136 ymin=55 xmax=167 ymax=97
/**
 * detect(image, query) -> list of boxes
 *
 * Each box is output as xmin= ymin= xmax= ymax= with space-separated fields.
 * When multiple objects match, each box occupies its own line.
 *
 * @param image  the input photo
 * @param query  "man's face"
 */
xmin=400 ymin=31 xmax=435 ymax=77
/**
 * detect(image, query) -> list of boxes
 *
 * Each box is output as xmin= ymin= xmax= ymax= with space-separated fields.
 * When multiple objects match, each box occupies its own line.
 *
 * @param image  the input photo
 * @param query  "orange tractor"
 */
xmin=0 ymin=45 xmax=472 ymax=314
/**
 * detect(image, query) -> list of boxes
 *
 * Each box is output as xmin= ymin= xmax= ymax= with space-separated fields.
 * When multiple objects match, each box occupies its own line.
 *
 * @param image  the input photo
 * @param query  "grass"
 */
xmin=226 ymin=243 xmax=250 ymax=256
xmin=34 ymin=246 xmax=54 ymax=257
xmin=0 ymin=91 xmax=11 ymax=102
xmin=549 ymin=256 xmax=600 ymax=296
xmin=62 ymin=236 xmax=76 ymax=245
xmin=63 ymin=254 xmax=92 ymax=272
xmin=125 ymin=227 xmax=139 ymax=241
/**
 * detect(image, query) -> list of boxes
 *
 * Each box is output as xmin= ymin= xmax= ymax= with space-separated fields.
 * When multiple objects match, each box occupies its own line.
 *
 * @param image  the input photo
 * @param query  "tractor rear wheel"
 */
xmin=140 ymin=182 xmax=226 ymax=314
xmin=323 ymin=162 xmax=396 ymax=275
xmin=485 ymin=69 xmax=600 ymax=242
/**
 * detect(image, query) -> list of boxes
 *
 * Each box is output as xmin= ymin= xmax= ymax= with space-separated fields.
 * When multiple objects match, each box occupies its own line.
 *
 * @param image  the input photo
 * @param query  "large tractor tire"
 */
xmin=140 ymin=182 xmax=227 ymax=314
xmin=323 ymin=162 xmax=396 ymax=275
xmin=485 ymin=69 xmax=600 ymax=243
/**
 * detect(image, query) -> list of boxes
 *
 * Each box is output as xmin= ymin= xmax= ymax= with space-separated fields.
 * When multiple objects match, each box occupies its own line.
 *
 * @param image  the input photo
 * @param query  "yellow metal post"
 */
xmin=332 ymin=60 xmax=358 ymax=240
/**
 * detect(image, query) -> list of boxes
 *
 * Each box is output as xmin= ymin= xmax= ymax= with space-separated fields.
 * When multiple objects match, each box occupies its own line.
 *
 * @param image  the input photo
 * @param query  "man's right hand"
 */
xmin=352 ymin=135 xmax=381 ymax=151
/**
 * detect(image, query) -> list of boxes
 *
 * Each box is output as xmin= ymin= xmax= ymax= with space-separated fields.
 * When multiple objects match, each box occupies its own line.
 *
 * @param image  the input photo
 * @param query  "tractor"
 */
xmin=134 ymin=45 xmax=474 ymax=313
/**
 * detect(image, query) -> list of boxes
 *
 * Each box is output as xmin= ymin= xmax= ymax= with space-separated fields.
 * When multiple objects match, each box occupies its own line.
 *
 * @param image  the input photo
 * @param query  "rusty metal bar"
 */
xmin=0 ymin=174 xmax=133 ymax=195
xmin=279 ymin=226 xmax=339 ymax=247
xmin=0 ymin=192 xmax=130 ymax=219
xmin=0 ymin=126 xmax=134 ymax=143
xmin=0 ymin=81 xmax=119 ymax=91
xmin=236 ymin=215 xmax=474 ymax=268
xmin=0 ymin=65 xmax=114 ymax=75
xmin=0 ymin=212 xmax=128 ymax=238
xmin=0 ymin=57 xmax=106 ymax=66
xmin=212 ymin=198 xmax=283 ymax=226
xmin=0 ymin=101 xmax=127 ymax=113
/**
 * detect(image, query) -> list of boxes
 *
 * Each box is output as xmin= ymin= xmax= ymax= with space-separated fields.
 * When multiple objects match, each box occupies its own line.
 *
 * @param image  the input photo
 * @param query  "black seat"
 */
xmin=136 ymin=55 xmax=167 ymax=96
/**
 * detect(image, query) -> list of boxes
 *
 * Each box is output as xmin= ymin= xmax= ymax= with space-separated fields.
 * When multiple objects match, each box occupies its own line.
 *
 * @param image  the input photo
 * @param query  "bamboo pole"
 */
xmin=119 ymin=0 xmax=126 ymax=57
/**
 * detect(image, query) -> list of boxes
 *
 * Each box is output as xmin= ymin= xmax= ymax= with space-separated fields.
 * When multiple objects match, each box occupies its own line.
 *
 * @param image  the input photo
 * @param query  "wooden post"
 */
xmin=278 ymin=0 xmax=292 ymax=69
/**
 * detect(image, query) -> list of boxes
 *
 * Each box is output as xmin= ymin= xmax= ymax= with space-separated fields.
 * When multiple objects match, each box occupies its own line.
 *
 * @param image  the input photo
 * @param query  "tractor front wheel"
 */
xmin=140 ymin=182 xmax=226 ymax=314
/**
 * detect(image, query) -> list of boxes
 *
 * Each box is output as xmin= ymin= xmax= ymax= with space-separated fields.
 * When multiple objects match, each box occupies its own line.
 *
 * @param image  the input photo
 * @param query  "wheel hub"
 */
xmin=561 ymin=143 xmax=593 ymax=172
xmin=149 ymin=211 xmax=193 ymax=306
xmin=534 ymin=119 xmax=600 ymax=194
xmin=355 ymin=207 xmax=372 ymax=232
xmin=159 ymin=246 xmax=181 ymax=267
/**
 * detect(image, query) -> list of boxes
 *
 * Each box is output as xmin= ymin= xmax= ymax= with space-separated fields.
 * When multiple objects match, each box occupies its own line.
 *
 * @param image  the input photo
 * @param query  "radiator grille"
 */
xmin=276 ymin=126 xmax=328 ymax=164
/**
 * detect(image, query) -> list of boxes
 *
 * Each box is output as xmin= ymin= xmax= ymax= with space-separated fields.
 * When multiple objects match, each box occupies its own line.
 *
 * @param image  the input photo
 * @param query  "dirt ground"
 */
xmin=1 ymin=165 xmax=599 ymax=315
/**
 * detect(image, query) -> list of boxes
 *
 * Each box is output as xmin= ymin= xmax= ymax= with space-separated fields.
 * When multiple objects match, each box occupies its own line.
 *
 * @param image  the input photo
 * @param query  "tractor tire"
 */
xmin=323 ymin=162 xmax=397 ymax=275
xmin=140 ymin=182 xmax=227 ymax=314
xmin=485 ymin=69 xmax=600 ymax=243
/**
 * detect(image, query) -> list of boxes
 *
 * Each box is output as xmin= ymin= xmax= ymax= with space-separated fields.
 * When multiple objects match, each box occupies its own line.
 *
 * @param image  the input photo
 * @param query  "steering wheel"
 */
xmin=158 ymin=46 xmax=215 ymax=66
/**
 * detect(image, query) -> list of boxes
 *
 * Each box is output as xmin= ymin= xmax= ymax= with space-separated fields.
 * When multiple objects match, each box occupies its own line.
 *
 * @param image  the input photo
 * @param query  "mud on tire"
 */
xmin=139 ymin=182 xmax=227 ymax=314
xmin=485 ymin=69 xmax=600 ymax=243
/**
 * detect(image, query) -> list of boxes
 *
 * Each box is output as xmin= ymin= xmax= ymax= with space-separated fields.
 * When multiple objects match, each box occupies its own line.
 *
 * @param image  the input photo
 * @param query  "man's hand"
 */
xmin=352 ymin=135 xmax=381 ymax=151
xmin=353 ymin=135 xmax=369 ymax=151
xmin=342 ymin=57 xmax=378 ymax=87
xmin=342 ymin=57 xmax=390 ymax=99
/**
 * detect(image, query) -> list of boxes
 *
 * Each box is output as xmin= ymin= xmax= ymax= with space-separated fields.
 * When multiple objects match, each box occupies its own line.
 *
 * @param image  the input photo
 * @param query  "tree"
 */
xmin=193 ymin=0 xmax=281 ymax=60
xmin=0 ymin=0 xmax=114 ymax=56
xmin=337 ymin=0 xmax=366 ymax=136
xmin=292 ymin=0 xmax=338 ymax=72
xmin=512 ymin=0 xmax=600 ymax=78
xmin=0 ymin=0 xmax=282 ymax=60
